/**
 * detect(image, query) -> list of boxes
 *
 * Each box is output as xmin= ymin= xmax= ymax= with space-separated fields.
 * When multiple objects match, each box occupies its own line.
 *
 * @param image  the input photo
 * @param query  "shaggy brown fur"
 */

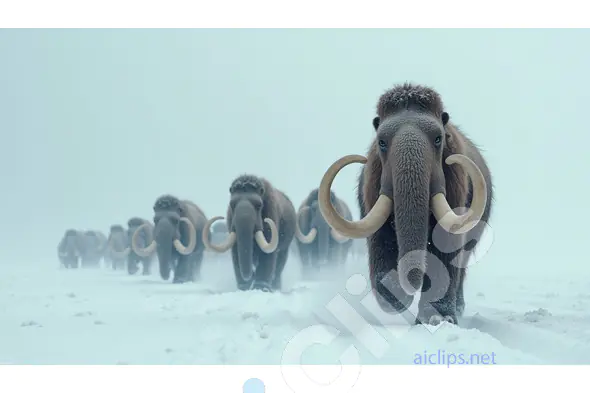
xmin=226 ymin=174 xmax=296 ymax=291
xmin=151 ymin=195 xmax=207 ymax=283
xmin=357 ymin=82 xmax=494 ymax=325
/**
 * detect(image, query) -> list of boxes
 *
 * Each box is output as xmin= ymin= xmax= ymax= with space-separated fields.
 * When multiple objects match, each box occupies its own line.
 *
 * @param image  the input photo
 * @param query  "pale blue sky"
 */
xmin=1 ymin=29 xmax=588 ymax=271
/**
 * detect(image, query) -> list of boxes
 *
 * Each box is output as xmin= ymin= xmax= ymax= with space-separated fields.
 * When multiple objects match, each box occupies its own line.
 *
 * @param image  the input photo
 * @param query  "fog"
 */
xmin=1 ymin=28 xmax=588 ymax=275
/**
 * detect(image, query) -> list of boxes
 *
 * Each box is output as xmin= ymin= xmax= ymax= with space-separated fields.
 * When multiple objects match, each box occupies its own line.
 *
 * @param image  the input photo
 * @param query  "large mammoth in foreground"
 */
xmin=295 ymin=188 xmax=353 ymax=275
xmin=57 ymin=229 xmax=84 ymax=268
xmin=318 ymin=83 xmax=493 ymax=326
xmin=126 ymin=217 xmax=155 ymax=275
xmin=106 ymin=225 xmax=129 ymax=270
xmin=131 ymin=196 xmax=206 ymax=283
xmin=202 ymin=175 xmax=296 ymax=292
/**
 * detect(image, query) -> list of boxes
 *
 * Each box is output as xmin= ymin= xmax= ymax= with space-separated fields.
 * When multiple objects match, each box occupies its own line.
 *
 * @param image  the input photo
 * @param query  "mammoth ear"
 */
xmin=372 ymin=117 xmax=380 ymax=131
xmin=441 ymin=112 xmax=450 ymax=126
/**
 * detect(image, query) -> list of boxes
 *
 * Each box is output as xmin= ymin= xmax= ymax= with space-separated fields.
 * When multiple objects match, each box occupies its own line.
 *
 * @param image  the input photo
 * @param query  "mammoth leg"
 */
xmin=128 ymin=256 xmax=139 ymax=275
xmin=191 ymin=248 xmax=204 ymax=282
xmin=272 ymin=249 xmax=289 ymax=291
xmin=369 ymin=227 xmax=415 ymax=317
xmin=173 ymin=254 xmax=191 ymax=284
xmin=141 ymin=256 xmax=153 ymax=276
xmin=415 ymin=234 xmax=463 ymax=325
xmin=310 ymin=242 xmax=321 ymax=270
xmin=232 ymin=247 xmax=252 ymax=291
xmin=456 ymin=268 xmax=466 ymax=317
xmin=341 ymin=243 xmax=351 ymax=265
xmin=299 ymin=246 xmax=313 ymax=280
xmin=252 ymin=251 xmax=277 ymax=292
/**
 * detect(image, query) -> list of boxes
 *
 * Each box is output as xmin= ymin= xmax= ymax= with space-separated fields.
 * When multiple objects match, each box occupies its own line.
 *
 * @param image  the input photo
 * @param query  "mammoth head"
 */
xmin=211 ymin=221 xmax=228 ymax=233
xmin=107 ymin=224 xmax=130 ymax=257
xmin=317 ymin=83 xmax=488 ymax=296
xmin=130 ymin=196 xmax=196 ymax=258
xmin=64 ymin=229 xmax=78 ymax=238
xmin=201 ymin=175 xmax=278 ymax=255
xmin=295 ymin=188 xmax=349 ymax=244
xmin=109 ymin=224 xmax=125 ymax=234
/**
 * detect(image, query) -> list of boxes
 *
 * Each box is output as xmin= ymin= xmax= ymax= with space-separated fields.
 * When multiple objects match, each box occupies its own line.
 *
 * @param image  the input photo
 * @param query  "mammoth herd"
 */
xmin=57 ymin=183 xmax=358 ymax=288
xmin=57 ymin=82 xmax=494 ymax=326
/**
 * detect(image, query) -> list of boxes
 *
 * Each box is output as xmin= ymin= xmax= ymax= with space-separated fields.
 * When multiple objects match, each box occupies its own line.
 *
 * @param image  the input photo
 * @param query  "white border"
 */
xmin=1 ymin=1 xmax=589 ymax=390
xmin=1 ymin=0 xmax=589 ymax=28
xmin=0 ymin=365 xmax=584 ymax=391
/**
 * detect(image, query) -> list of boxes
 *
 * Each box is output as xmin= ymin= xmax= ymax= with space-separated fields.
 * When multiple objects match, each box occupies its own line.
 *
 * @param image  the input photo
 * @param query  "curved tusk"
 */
xmin=131 ymin=223 xmax=156 ymax=257
xmin=255 ymin=218 xmax=279 ymax=253
xmin=173 ymin=217 xmax=197 ymax=255
xmin=202 ymin=216 xmax=236 ymax=253
xmin=330 ymin=228 xmax=350 ymax=243
xmin=318 ymin=154 xmax=393 ymax=238
xmin=294 ymin=206 xmax=317 ymax=244
xmin=431 ymin=154 xmax=488 ymax=235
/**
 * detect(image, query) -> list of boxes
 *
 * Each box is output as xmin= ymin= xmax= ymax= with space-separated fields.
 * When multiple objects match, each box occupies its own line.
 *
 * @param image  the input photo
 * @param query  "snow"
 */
xmin=2 ymin=249 xmax=590 ymax=365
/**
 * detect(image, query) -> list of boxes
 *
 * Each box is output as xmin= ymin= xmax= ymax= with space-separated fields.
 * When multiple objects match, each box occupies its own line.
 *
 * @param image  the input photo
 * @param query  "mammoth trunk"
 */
xmin=233 ymin=204 xmax=256 ymax=282
xmin=155 ymin=221 xmax=175 ymax=279
xmin=392 ymin=136 xmax=432 ymax=295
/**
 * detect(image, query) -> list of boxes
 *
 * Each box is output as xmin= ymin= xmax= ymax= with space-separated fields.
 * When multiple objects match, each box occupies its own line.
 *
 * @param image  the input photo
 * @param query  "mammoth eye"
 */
xmin=434 ymin=136 xmax=442 ymax=147
xmin=378 ymin=139 xmax=387 ymax=152
xmin=252 ymin=199 xmax=262 ymax=210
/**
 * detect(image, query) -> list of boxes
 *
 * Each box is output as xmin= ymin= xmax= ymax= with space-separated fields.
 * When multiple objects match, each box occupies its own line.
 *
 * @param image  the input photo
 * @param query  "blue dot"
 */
xmin=243 ymin=378 xmax=265 ymax=393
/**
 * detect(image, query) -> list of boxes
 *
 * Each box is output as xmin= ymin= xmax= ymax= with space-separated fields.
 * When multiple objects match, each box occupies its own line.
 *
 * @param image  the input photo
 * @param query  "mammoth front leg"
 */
xmin=252 ymin=251 xmax=277 ymax=292
xmin=190 ymin=249 xmax=204 ymax=282
xmin=272 ymin=249 xmax=289 ymax=291
xmin=369 ymin=228 xmax=415 ymax=316
xmin=173 ymin=254 xmax=191 ymax=284
xmin=415 ymin=243 xmax=463 ymax=326
xmin=456 ymin=269 xmax=466 ymax=317
xmin=127 ymin=256 xmax=140 ymax=275
xmin=141 ymin=256 xmax=153 ymax=276
xmin=298 ymin=245 xmax=314 ymax=280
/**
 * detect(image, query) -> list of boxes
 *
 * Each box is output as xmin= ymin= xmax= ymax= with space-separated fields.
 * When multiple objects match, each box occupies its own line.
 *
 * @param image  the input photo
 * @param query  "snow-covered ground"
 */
xmin=2 ymin=249 xmax=590 ymax=365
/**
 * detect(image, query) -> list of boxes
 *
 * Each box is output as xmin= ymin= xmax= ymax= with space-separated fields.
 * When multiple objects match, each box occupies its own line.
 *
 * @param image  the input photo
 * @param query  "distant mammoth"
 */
xmin=80 ymin=230 xmax=107 ymax=268
xmin=57 ymin=229 xmax=84 ymax=268
xmin=202 ymin=175 xmax=296 ymax=292
xmin=210 ymin=221 xmax=228 ymax=246
xmin=317 ymin=83 xmax=493 ymax=326
xmin=207 ymin=221 xmax=229 ymax=261
xmin=295 ymin=188 xmax=353 ymax=273
xmin=106 ymin=225 xmax=129 ymax=270
xmin=131 ymin=196 xmax=207 ymax=283
xmin=126 ymin=217 xmax=155 ymax=275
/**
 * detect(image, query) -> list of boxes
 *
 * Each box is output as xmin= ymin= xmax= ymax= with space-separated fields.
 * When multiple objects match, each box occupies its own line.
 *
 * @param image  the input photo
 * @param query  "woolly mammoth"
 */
xmin=318 ymin=83 xmax=493 ymax=326
xmin=131 ymin=196 xmax=206 ymax=283
xmin=295 ymin=188 xmax=353 ymax=274
xmin=202 ymin=175 xmax=296 ymax=292
xmin=80 ymin=230 xmax=107 ymax=268
xmin=57 ymin=229 xmax=84 ymax=268
xmin=106 ymin=225 xmax=129 ymax=270
xmin=126 ymin=217 xmax=155 ymax=275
